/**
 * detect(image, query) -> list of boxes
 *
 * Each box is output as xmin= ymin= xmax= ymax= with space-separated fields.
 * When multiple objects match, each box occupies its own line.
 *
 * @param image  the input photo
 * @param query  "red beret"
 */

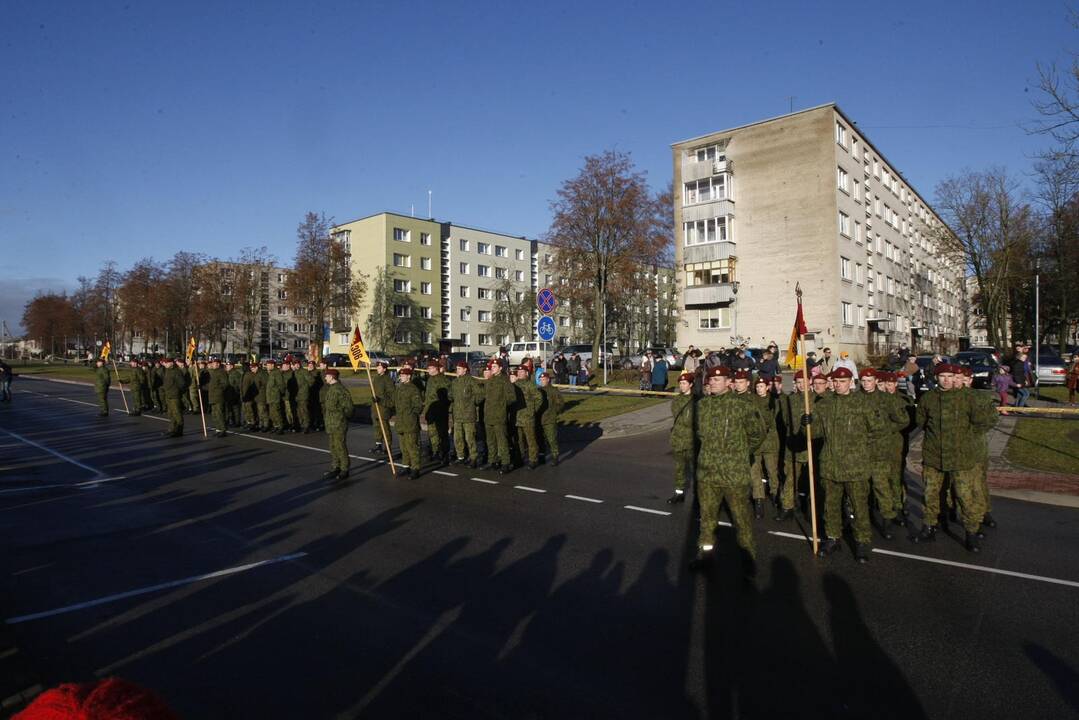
xmin=516 ymin=365 xmax=531 ymax=374
xmin=455 ymin=361 xmax=469 ymax=370
xmin=755 ymin=374 xmax=772 ymax=384
xmin=486 ymin=359 xmax=500 ymax=368
xmin=960 ymin=366 xmax=973 ymax=376
xmin=733 ymin=370 xmax=750 ymax=380
xmin=933 ymin=363 xmax=956 ymax=376
xmin=541 ymin=372 xmax=552 ymax=379
xmin=792 ymin=369 xmax=808 ymax=380
xmin=427 ymin=359 xmax=441 ymax=369
xmin=16 ymin=678 xmax=180 ymax=720
xmin=399 ymin=366 xmax=413 ymax=376
xmin=830 ymin=367 xmax=854 ymax=379
xmin=706 ymin=366 xmax=731 ymax=378
xmin=266 ymin=359 xmax=277 ymax=365
xmin=678 ymin=372 xmax=695 ymax=383
xmin=323 ymin=368 xmax=339 ymax=378
xmin=860 ymin=367 xmax=879 ymax=378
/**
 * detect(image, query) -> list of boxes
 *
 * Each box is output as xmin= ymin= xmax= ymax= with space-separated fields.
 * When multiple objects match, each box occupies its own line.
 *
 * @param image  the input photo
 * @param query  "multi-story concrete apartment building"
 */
xmin=672 ymin=103 xmax=964 ymax=361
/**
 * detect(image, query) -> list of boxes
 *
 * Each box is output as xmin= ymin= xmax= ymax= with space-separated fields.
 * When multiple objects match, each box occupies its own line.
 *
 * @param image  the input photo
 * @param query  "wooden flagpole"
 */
xmin=106 ymin=343 xmax=130 ymax=414
xmin=364 ymin=364 xmax=397 ymax=475
xmin=795 ymin=285 xmax=820 ymax=555
xmin=193 ymin=342 xmax=208 ymax=438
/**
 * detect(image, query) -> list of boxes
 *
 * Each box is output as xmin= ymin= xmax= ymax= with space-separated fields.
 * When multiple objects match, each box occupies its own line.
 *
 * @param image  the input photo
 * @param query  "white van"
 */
xmin=507 ymin=341 xmax=552 ymax=366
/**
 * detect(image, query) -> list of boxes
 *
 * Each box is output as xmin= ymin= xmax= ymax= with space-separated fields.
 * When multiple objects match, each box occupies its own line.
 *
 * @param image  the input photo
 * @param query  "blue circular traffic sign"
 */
xmin=536 ymin=315 xmax=557 ymax=341
xmin=537 ymin=288 xmax=557 ymax=315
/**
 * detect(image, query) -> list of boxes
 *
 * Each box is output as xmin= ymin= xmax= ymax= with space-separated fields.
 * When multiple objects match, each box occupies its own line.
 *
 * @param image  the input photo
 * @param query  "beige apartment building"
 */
xmin=672 ymin=103 xmax=964 ymax=362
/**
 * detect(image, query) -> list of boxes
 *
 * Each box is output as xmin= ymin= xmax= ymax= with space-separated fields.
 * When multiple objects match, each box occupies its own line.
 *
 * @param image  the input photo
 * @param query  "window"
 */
xmin=694 ymin=145 xmax=720 ymax=162
xmin=393 ymin=227 xmax=410 ymax=242
xmin=854 ymin=221 xmax=863 ymax=244
xmin=683 ymin=216 xmax=729 ymax=245
xmin=460 ymin=308 xmax=471 ymax=321
xmin=686 ymin=259 xmax=735 ymax=285
xmin=836 ymin=121 xmax=848 ymax=148
xmin=838 ymin=211 xmax=851 ymax=237
xmin=420 ymin=257 xmax=432 ymax=270
xmin=853 ymin=181 xmax=862 ymax=203
xmin=841 ymin=256 xmax=852 ymax=280
xmin=276 ymin=289 xmax=287 ymax=299
xmin=837 ymin=167 xmax=849 ymax=193
xmin=888 ymin=276 xmax=895 ymax=295
xmin=851 ymin=137 xmax=859 ymax=160
xmin=697 ymin=306 xmax=731 ymax=329
xmin=857 ymin=305 xmax=865 ymax=327
xmin=874 ymin=196 xmax=881 ymax=217
xmin=477 ymin=264 xmax=491 ymax=278
xmin=478 ymin=310 xmax=492 ymax=322
xmin=544 ymin=273 xmax=552 ymax=285
xmin=394 ymin=329 xmax=411 ymax=344
xmin=420 ymin=232 xmax=431 ymax=246
xmin=477 ymin=242 xmax=490 ymax=255
xmin=873 ymin=159 xmax=880 ymax=178
xmin=684 ymin=175 xmax=729 ymax=204
xmin=474 ymin=287 xmax=489 ymax=300
xmin=421 ymin=331 xmax=433 ymax=344
xmin=515 ymin=291 xmax=524 ymax=302
xmin=856 ymin=263 xmax=864 ymax=286
xmin=420 ymin=306 xmax=432 ymax=319
xmin=495 ymin=245 xmax=507 ymax=257
xmin=420 ymin=282 xmax=432 ymax=295
xmin=459 ymin=238 xmax=469 ymax=252
xmin=277 ymin=273 xmax=285 ymax=283
xmin=496 ymin=289 xmax=508 ymax=301
xmin=393 ymin=304 xmax=411 ymax=318
xmin=393 ymin=253 xmax=411 ymax=268
xmin=495 ymin=267 xmax=507 ymax=279
xmin=277 ymin=306 xmax=286 ymax=316
xmin=558 ymin=316 xmax=569 ymax=327
xmin=544 ymin=253 xmax=552 ymax=264
xmin=515 ymin=270 xmax=524 ymax=281
xmin=460 ymin=285 xmax=470 ymax=298
xmin=277 ymin=322 xmax=286 ymax=331
xmin=393 ymin=279 xmax=411 ymax=292
xmin=515 ymin=249 xmax=524 ymax=260
xmin=479 ymin=334 xmax=491 ymax=345
xmin=842 ymin=302 xmax=853 ymax=325
xmin=459 ymin=262 xmax=469 ymax=274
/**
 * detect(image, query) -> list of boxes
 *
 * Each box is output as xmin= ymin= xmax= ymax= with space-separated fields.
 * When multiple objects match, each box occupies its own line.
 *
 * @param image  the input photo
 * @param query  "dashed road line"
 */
xmin=514 ymin=485 xmax=546 ymax=493
xmin=625 ymin=505 xmax=670 ymax=516
xmin=871 ymin=548 xmax=1079 ymax=589
xmin=565 ymin=494 xmax=603 ymax=504
xmin=471 ymin=477 xmax=499 ymax=485
xmin=0 ymin=427 xmax=110 ymax=479
xmin=767 ymin=530 xmax=808 ymax=541
xmin=433 ymin=470 xmax=457 ymax=477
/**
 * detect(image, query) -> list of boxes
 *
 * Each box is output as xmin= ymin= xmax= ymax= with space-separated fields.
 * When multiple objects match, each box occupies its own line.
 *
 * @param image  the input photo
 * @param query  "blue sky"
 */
xmin=1 ymin=0 xmax=1073 ymax=333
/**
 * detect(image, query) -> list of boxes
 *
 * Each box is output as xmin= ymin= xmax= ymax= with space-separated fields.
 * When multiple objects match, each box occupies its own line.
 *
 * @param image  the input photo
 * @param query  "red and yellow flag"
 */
xmin=348 ymin=326 xmax=370 ymax=371
xmin=785 ymin=303 xmax=808 ymax=369
xmin=186 ymin=337 xmax=197 ymax=363
xmin=100 ymin=341 xmax=111 ymax=361
xmin=308 ymin=341 xmax=321 ymax=363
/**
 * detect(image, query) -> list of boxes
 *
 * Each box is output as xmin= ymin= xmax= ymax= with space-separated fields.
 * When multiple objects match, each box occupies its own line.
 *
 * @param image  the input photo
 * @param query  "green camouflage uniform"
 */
xmin=450 ymin=373 xmax=481 ymax=462
xmin=514 ymin=379 xmax=543 ymax=465
xmin=670 ymin=392 xmax=696 ymax=493
xmin=240 ymin=369 xmax=259 ymax=428
xmin=294 ymin=367 xmax=314 ymax=432
xmin=393 ymin=380 xmax=423 ymax=470
xmin=163 ymin=365 xmax=186 ymax=435
xmin=969 ymin=389 xmax=996 ymax=518
xmin=539 ymin=383 xmax=564 ymax=460
xmin=311 ymin=369 xmax=325 ymax=430
xmin=255 ymin=370 xmax=270 ymax=430
xmin=918 ymin=387 xmax=997 ymax=533
xmin=814 ymin=392 xmax=885 ymax=544
xmin=886 ymin=391 xmax=916 ymax=515
xmin=783 ymin=390 xmax=828 ymax=512
xmin=370 ymin=371 xmax=395 ymax=446
xmin=423 ymin=372 xmax=452 ymax=459
xmin=750 ymin=393 xmax=783 ymax=501
xmin=323 ymin=381 xmax=354 ymax=474
xmin=94 ymin=365 xmax=111 ymax=415
xmin=129 ymin=366 xmax=147 ymax=415
xmin=483 ymin=373 xmax=514 ymax=467
xmin=695 ymin=391 xmax=765 ymax=556
xmin=187 ymin=365 xmax=201 ymax=413
xmin=861 ymin=388 xmax=910 ymax=521
xmin=227 ymin=366 xmax=244 ymax=426
xmin=265 ymin=369 xmax=287 ymax=431
xmin=207 ymin=366 xmax=229 ymax=432
xmin=282 ymin=367 xmax=297 ymax=430
xmin=152 ymin=365 xmax=165 ymax=412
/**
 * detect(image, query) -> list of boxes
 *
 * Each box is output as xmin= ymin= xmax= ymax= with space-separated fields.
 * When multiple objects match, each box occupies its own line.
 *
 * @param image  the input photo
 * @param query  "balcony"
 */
xmin=683 ymin=241 xmax=736 ymax=264
xmin=682 ymin=158 xmax=733 ymax=183
xmin=684 ymin=283 xmax=737 ymax=305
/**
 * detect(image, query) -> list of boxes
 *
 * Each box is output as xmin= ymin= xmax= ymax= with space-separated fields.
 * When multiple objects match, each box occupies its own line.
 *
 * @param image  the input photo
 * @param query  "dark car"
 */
xmin=447 ymin=350 xmax=489 ymax=376
xmin=909 ymin=354 xmax=951 ymax=397
xmin=954 ymin=350 xmax=997 ymax=389
xmin=322 ymin=353 xmax=351 ymax=368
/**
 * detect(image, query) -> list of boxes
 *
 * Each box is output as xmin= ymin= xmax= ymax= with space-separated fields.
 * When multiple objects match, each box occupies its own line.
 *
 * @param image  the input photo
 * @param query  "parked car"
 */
xmin=1034 ymin=351 xmax=1068 ymax=386
xmin=968 ymin=345 xmax=1001 ymax=365
xmin=447 ymin=350 xmax=489 ymax=376
xmin=908 ymin=354 xmax=951 ymax=397
xmin=645 ymin=346 xmax=683 ymax=370
xmin=507 ymin=341 xmax=553 ymax=366
xmin=322 ymin=353 xmax=351 ymax=368
xmin=559 ymin=343 xmax=616 ymax=370
xmin=954 ymin=350 xmax=998 ymax=389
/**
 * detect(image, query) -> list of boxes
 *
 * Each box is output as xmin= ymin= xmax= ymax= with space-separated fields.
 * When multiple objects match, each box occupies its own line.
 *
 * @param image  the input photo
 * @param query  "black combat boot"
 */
xmin=409 ymin=468 xmax=420 ymax=480
xmin=550 ymin=456 xmax=559 ymax=467
xmin=982 ymin=513 xmax=997 ymax=529
xmin=774 ymin=508 xmax=794 ymax=521
xmin=854 ymin=542 xmax=870 ymax=564
xmin=965 ymin=531 xmax=981 ymax=553
xmin=817 ymin=538 xmax=842 ymax=558
xmin=753 ymin=499 xmax=765 ymax=520
xmin=876 ymin=514 xmax=894 ymax=541
xmin=468 ymin=459 xmax=478 ymax=469
xmin=915 ymin=525 xmax=937 ymax=543
xmin=320 ymin=469 xmax=339 ymax=481
xmin=891 ymin=515 xmax=907 ymax=528
xmin=689 ymin=548 xmax=714 ymax=572
xmin=667 ymin=490 xmax=686 ymax=505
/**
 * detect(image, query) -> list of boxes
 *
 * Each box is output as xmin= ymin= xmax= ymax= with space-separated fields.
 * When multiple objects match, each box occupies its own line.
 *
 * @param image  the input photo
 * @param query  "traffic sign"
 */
xmin=537 ymin=287 xmax=557 ymax=315
xmin=536 ymin=315 xmax=557 ymax=342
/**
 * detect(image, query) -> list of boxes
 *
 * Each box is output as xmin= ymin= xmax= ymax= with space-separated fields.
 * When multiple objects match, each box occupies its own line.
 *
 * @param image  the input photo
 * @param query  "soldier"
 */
xmin=369 ymin=361 xmax=395 ymax=454
xmin=512 ymin=365 xmax=543 ymax=469
xmin=810 ymin=367 xmax=884 ymax=563
xmin=282 ymin=356 xmax=299 ymax=431
xmin=188 ymin=360 xmax=202 ymax=415
xmin=294 ymin=359 xmax=314 ymax=433
xmin=538 ymin=372 xmax=564 ymax=466
xmin=667 ymin=371 xmax=697 ymax=504
xmin=151 ymin=359 xmax=166 ymax=413
xmin=959 ymin=365 xmax=998 ymax=533
xmin=226 ymin=360 xmax=244 ymax=427
xmin=174 ymin=359 xmax=191 ymax=414
xmin=392 ymin=366 xmax=423 ymax=480
xmin=320 ymin=368 xmax=354 ymax=482
xmin=255 ymin=360 xmax=271 ymax=431
xmin=162 ymin=358 xmax=185 ymax=437
xmin=207 ymin=358 xmax=229 ymax=438
xmin=423 ymin=360 xmax=452 ymax=465
xmin=93 ymin=358 xmax=111 ymax=417
xmin=778 ymin=370 xmax=819 ymax=521
xmin=128 ymin=360 xmax=146 ymax=416
xmin=475 ymin=365 xmax=491 ymax=465
xmin=690 ymin=366 xmax=765 ymax=573
xmin=881 ymin=371 xmax=916 ymax=521
xmin=857 ymin=368 xmax=910 ymax=539
xmin=240 ymin=363 xmax=259 ymax=430
xmin=483 ymin=359 xmax=514 ymax=473
xmin=750 ymin=374 xmax=782 ymax=519
xmin=732 ymin=369 xmax=752 ymax=398
xmin=450 ymin=361 xmax=480 ymax=466
xmin=264 ymin=359 xmax=287 ymax=434
xmin=312 ymin=359 xmax=327 ymax=431
xmin=914 ymin=364 xmax=997 ymax=551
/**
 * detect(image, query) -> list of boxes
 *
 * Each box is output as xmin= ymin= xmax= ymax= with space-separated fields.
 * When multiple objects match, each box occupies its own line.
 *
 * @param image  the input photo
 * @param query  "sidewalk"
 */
xmin=596 ymin=399 xmax=672 ymax=439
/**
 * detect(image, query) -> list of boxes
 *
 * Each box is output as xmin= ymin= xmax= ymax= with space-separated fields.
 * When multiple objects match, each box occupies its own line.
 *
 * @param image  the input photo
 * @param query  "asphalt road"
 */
xmin=1 ymin=378 xmax=1078 ymax=719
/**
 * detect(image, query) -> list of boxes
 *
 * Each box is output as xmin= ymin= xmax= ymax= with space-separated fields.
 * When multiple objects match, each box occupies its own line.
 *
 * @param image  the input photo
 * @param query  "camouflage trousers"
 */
xmin=888 ymin=454 xmax=907 ymax=515
xmin=541 ymin=422 xmax=558 ymax=459
xmin=485 ymin=422 xmax=511 ymax=466
xmin=267 ymin=399 xmax=285 ymax=431
xmin=427 ymin=416 xmax=449 ymax=458
xmin=696 ymin=481 xmax=755 ymax=558
xmin=166 ymin=398 xmax=184 ymax=435
xmin=672 ymin=447 xmax=694 ymax=492
xmin=399 ymin=430 xmax=421 ymax=470
xmin=242 ymin=401 xmax=258 ymax=427
xmin=867 ymin=461 xmax=896 ymax=520
xmin=784 ymin=455 xmax=809 ymax=512
xmin=156 ymin=388 xmax=166 ymax=412
xmin=96 ymin=390 xmax=109 ymax=416
xmin=922 ymin=466 xmax=982 ymax=534
xmin=210 ymin=398 xmax=226 ymax=432
xmin=517 ymin=422 xmax=539 ymax=464
xmin=295 ymin=396 xmax=311 ymax=432
xmin=283 ymin=399 xmax=295 ymax=429
xmin=227 ymin=399 xmax=241 ymax=426
xmin=750 ymin=449 xmax=781 ymax=501
xmin=823 ymin=477 xmax=871 ymax=545
xmin=257 ymin=402 xmax=270 ymax=429
xmin=327 ymin=428 xmax=349 ymax=473
xmin=972 ymin=460 xmax=991 ymax=515
xmin=453 ymin=420 xmax=477 ymax=461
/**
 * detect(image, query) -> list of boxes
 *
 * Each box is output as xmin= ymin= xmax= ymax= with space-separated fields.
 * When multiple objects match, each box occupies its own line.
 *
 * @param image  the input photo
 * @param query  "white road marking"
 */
xmin=565 ymin=494 xmax=603 ymax=504
xmin=433 ymin=470 xmax=457 ymax=477
xmin=514 ymin=485 xmax=546 ymax=493
xmin=768 ymin=530 xmax=808 ymax=541
xmin=624 ymin=505 xmax=670 ymax=516
xmin=5 ymin=552 xmax=308 ymax=625
xmin=871 ymin=548 xmax=1079 ymax=589
xmin=471 ymin=477 xmax=499 ymax=485
xmin=0 ymin=428 xmax=108 ymax=479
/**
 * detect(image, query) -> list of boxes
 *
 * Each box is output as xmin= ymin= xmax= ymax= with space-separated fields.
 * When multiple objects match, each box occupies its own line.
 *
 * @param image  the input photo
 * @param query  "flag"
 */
xmin=308 ymin=341 xmax=321 ymax=363
xmin=348 ymin=326 xmax=370 ymax=370
xmin=100 ymin=341 xmax=111 ymax=361
xmin=186 ymin=337 xmax=197 ymax=363
xmin=785 ymin=303 xmax=808 ymax=369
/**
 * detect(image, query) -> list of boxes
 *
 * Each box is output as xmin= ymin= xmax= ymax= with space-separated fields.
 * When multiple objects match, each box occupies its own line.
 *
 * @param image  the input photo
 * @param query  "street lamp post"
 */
xmin=1035 ymin=260 xmax=1040 ymax=400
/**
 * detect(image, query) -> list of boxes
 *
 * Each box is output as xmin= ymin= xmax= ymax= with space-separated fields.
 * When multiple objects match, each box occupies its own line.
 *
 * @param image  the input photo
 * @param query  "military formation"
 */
xmin=668 ymin=362 xmax=998 ymax=575
xmin=97 ymin=354 xmax=565 ymax=484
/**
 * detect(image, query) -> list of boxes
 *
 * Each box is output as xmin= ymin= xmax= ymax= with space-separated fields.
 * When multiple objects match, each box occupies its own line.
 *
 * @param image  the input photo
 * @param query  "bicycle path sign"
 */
xmin=536 ymin=315 xmax=557 ymax=342
xmin=537 ymin=287 xmax=557 ymax=315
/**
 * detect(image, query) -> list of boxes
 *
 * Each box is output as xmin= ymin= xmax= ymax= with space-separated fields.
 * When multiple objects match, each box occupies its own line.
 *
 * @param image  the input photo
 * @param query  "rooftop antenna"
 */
xmin=787 ymin=96 xmax=796 ymax=114
xmin=410 ymin=204 xmax=415 ymax=217
xmin=428 ymin=190 xmax=432 ymax=219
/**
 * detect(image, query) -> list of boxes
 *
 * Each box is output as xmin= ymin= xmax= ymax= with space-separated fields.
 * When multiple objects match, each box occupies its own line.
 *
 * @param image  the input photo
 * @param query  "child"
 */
xmin=993 ymin=365 xmax=1017 ymax=406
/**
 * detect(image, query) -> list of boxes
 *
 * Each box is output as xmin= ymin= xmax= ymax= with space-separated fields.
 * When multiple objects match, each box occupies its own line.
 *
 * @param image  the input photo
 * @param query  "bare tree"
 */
xmin=117 ymin=259 xmax=166 ymax=353
xmin=1031 ymin=153 xmax=1079 ymax=352
xmin=489 ymin=278 xmax=534 ymax=343
xmin=545 ymin=150 xmax=669 ymax=365
xmin=22 ymin=292 xmax=76 ymax=358
xmin=229 ymin=247 xmax=277 ymax=357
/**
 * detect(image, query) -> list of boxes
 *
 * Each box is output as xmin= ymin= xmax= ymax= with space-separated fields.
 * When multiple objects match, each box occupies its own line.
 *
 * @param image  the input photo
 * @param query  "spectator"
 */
xmin=651 ymin=355 xmax=669 ymax=392
xmin=729 ymin=347 xmax=752 ymax=371
xmin=757 ymin=349 xmax=779 ymax=378
xmin=1011 ymin=352 xmax=1032 ymax=407
xmin=683 ymin=346 xmax=700 ymax=374
xmin=639 ymin=351 xmax=653 ymax=391
xmin=834 ymin=351 xmax=859 ymax=380
xmin=817 ymin=347 xmax=836 ymax=376
xmin=805 ymin=351 xmax=818 ymax=372
xmin=993 ymin=365 xmax=1018 ymax=407
xmin=552 ymin=353 xmax=568 ymax=384
xmin=0 ymin=360 xmax=12 ymax=402
xmin=567 ymin=352 xmax=581 ymax=386
xmin=534 ymin=360 xmax=545 ymax=386
xmin=1067 ymin=355 xmax=1079 ymax=405
xmin=579 ymin=358 xmax=592 ymax=386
